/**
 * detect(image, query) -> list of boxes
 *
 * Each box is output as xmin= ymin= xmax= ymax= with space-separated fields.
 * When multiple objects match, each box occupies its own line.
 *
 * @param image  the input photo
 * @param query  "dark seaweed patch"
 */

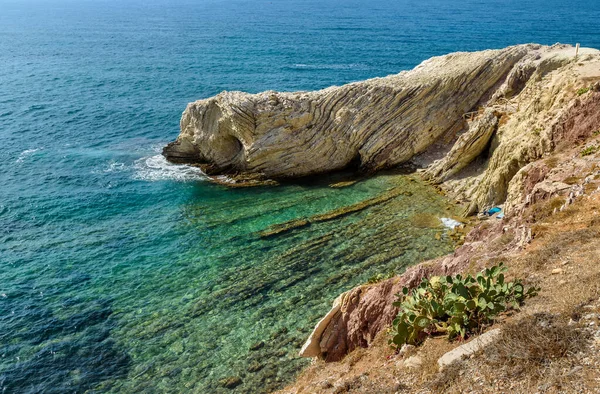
xmin=0 ymin=296 xmax=130 ymax=393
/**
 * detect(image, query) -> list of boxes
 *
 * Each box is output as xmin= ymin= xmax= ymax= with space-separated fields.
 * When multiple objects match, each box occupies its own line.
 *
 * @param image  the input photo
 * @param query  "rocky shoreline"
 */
xmin=164 ymin=43 xmax=600 ymax=392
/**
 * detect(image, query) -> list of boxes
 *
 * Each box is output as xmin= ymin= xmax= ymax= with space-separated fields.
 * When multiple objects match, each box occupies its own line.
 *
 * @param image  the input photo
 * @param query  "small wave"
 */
xmin=290 ymin=63 xmax=367 ymax=70
xmin=16 ymin=148 xmax=42 ymax=163
xmin=133 ymin=154 xmax=207 ymax=182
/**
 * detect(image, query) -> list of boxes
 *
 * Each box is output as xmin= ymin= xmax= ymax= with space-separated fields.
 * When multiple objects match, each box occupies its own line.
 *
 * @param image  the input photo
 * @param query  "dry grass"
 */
xmin=434 ymin=310 xmax=596 ymax=393
xmin=522 ymin=227 xmax=600 ymax=270
xmin=544 ymin=156 xmax=560 ymax=169
xmin=484 ymin=313 xmax=589 ymax=369
xmin=525 ymin=196 xmax=565 ymax=223
xmin=563 ymin=175 xmax=582 ymax=185
xmin=426 ymin=361 xmax=463 ymax=392
xmin=492 ymin=229 xmax=515 ymax=248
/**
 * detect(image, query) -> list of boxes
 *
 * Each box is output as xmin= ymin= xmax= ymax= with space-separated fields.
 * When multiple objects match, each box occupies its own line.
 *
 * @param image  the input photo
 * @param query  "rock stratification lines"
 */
xmin=164 ymin=45 xmax=600 ymax=215
xmin=164 ymin=45 xmax=530 ymax=178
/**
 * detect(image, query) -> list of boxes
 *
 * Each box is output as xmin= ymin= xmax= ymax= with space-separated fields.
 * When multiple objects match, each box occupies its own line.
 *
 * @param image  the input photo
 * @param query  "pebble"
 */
xmin=399 ymin=344 xmax=416 ymax=356
xmin=404 ymin=355 xmax=423 ymax=369
xmin=551 ymin=268 xmax=564 ymax=275
xmin=318 ymin=380 xmax=333 ymax=389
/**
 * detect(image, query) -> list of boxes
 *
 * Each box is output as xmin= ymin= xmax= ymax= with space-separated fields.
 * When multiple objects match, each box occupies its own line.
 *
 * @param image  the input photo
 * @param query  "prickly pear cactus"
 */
xmin=390 ymin=263 xmax=539 ymax=347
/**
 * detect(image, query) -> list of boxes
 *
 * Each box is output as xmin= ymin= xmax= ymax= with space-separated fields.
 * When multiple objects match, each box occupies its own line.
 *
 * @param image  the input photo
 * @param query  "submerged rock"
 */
xmin=249 ymin=341 xmax=265 ymax=351
xmin=219 ymin=376 xmax=242 ymax=389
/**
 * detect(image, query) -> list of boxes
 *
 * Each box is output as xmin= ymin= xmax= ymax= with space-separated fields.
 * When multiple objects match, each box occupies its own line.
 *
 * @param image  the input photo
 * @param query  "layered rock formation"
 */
xmin=431 ymin=45 xmax=600 ymax=213
xmin=299 ymin=86 xmax=600 ymax=363
xmin=165 ymin=44 xmax=598 ymax=214
xmin=164 ymin=45 xmax=532 ymax=177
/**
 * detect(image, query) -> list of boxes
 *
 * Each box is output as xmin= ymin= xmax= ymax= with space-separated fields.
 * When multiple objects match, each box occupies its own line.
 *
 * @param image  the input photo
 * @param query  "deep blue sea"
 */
xmin=1 ymin=0 xmax=599 ymax=392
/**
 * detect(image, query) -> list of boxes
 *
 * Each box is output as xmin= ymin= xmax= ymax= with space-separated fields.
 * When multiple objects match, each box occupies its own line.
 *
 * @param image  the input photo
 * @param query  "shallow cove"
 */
xmin=6 ymin=0 xmax=597 ymax=392
xmin=1 ymin=162 xmax=460 ymax=394
xmin=99 ymin=170 xmax=461 ymax=393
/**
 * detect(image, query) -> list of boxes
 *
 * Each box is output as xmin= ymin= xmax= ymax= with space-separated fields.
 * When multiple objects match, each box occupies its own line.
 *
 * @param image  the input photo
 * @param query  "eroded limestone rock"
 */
xmin=426 ymin=109 xmax=498 ymax=182
xmin=437 ymin=328 xmax=501 ymax=369
xmin=165 ymin=44 xmax=599 ymax=216
xmin=164 ymin=44 xmax=600 ymax=365
xmin=164 ymin=45 xmax=533 ymax=178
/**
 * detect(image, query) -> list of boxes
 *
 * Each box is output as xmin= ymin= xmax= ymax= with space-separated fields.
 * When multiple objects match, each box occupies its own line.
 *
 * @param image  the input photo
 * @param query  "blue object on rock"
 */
xmin=485 ymin=207 xmax=501 ymax=216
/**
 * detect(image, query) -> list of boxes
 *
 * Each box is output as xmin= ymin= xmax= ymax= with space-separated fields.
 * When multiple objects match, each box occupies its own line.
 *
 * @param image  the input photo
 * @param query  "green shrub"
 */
xmin=581 ymin=145 xmax=599 ymax=157
xmin=389 ymin=263 xmax=538 ymax=348
xmin=577 ymin=87 xmax=590 ymax=96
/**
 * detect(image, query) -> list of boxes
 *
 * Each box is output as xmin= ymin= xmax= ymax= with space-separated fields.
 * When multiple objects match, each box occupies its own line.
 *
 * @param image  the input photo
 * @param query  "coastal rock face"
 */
xmin=425 ymin=108 xmax=499 ymax=182
xmin=438 ymin=47 xmax=600 ymax=214
xmin=164 ymin=44 xmax=600 ymax=364
xmin=164 ymin=44 xmax=599 ymax=214
xmin=298 ymin=267 xmax=435 ymax=362
xmin=297 ymin=246 xmax=482 ymax=362
xmin=164 ymin=45 xmax=533 ymax=177
xmin=300 ymin=88 xmax=600 ymax=363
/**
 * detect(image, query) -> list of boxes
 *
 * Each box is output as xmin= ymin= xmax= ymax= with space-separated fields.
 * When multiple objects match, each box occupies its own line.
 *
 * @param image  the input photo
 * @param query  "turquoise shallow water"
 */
xmin=2 ymin=0 xmax=600 ymax=392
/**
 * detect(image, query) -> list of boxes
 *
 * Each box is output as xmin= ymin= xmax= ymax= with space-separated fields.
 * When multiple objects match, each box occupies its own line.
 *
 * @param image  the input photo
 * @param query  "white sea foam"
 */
xmin=292 ymin=63 xmax=366 ymax=70
xmin=16 ymin=148 xmax=41 ymax=163
xmin=441 ymin=217 xmax=462 ymax=229
xmin=103 ymin=161 xmax=127 ymax=173
xmin=133 ymin=154 xmax=207 ymax=182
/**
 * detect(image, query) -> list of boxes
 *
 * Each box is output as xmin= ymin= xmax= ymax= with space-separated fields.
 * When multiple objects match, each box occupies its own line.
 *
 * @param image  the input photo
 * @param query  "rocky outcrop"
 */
xmin=298 ymin=255 xmax=475 ymax=362
xmin=424 ymin=46 xmax=600 ymax=214
xmin=437 ymin=328 xmax=502 ymax=370
xmin=164 ymin=43 xmax=600 ymax=365
xmin=165 ymin=44 xmax=599 ymax=214
xmin=164 ymin=45 xmax=534 ymax=177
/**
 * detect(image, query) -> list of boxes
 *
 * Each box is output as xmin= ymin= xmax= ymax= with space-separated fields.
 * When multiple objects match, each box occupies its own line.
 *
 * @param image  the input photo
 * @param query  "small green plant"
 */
xmin=581 ymin=145 xmax=599 ymax=157
xmin=593 ymin=130 xmax=600 ymax=136
xmin=532 ymin=128 xmax=541 ymax=137
xmin=577 ymin=87 xmax=590 ymax=96
xmin=389 ymin=263 xmax=538 ymax=348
